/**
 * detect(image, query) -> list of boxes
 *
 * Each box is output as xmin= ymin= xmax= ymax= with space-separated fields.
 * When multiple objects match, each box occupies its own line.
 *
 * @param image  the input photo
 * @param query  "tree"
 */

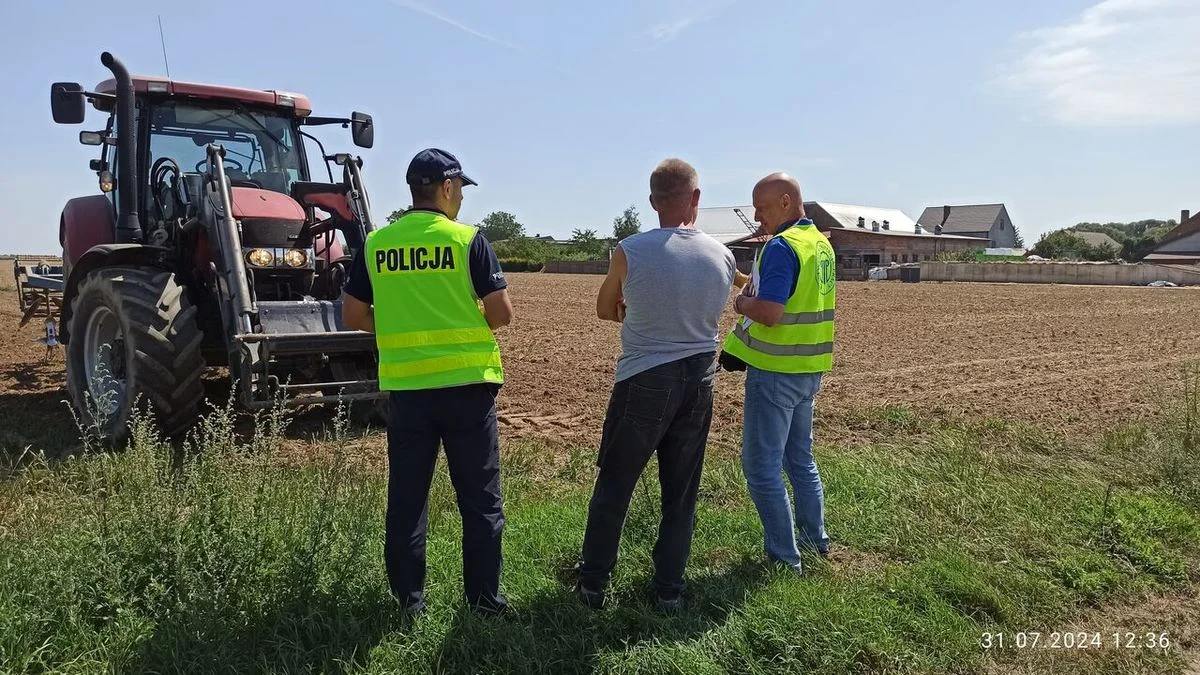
xmin=1030 ymin=230 xmax=1115 ymax=261
xmin=613 ymin=204 xmax=642 ymax=241
xmin=386 ymin=207 xmax=409 ymax=223
xmin=1070 ymin=220 xmax=1174 ymax=261
xmin=478 ymin=211 xmax=525 ymax=242
xmin=570 ymin=228 xmax=605 ymax=259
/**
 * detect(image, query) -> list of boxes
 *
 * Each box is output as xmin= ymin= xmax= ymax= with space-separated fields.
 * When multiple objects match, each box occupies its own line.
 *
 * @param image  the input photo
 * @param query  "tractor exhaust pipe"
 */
xmin=100 ymin=52 xmax=141 ymax=243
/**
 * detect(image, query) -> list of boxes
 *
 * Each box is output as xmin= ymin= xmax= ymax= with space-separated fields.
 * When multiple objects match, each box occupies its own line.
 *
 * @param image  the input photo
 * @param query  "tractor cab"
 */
xmin=62 ymin=75 xmax=375 ymax=304
xmin=49 ymin=52 xmax=387 ymax=443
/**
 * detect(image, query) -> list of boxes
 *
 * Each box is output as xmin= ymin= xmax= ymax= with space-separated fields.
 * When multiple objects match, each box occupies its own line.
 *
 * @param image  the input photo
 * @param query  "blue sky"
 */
xmin=2 ymin=0 xmax=1197 ymax=253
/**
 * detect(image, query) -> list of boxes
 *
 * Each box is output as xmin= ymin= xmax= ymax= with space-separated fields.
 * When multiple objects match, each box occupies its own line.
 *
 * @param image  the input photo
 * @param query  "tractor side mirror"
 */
xmin=51 ymin=82 xmax=87 ymax=124
xmin=79 ymin=131 xmax=104 ymax=146
xmin=351 ymin=112 xmax=374 ymax=149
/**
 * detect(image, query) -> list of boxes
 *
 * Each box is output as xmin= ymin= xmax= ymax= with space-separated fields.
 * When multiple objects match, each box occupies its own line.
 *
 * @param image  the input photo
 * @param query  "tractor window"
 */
xmin=148 ymin=102 xmax=304 ymax=195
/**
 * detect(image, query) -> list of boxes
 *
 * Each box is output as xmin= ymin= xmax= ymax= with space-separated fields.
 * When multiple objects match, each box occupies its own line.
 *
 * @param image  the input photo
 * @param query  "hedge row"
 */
xmin=498 ymin=259 xmax=544 ymax=272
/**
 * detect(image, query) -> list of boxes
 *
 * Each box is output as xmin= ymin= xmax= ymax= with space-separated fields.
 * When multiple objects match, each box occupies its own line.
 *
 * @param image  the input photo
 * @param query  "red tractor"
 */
xmin=50 ymin=52 xmax=385 ymax=442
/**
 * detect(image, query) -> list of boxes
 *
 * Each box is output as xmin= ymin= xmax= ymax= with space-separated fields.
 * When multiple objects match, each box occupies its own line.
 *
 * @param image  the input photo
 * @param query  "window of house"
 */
xmin=891 ymin=254 xmax=898 ymax=263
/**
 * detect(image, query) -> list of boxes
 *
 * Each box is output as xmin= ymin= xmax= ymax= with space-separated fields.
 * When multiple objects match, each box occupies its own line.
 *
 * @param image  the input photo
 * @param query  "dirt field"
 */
xmin=2 ymin=270 xmax=1199 ymax=454
xmin=494 ymin=274 xmax=1200 ymax=447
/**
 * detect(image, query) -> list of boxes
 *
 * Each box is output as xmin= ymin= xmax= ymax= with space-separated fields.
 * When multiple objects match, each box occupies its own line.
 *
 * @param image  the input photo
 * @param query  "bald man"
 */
xmin=721 ymin=172 xmax=836 ymax=573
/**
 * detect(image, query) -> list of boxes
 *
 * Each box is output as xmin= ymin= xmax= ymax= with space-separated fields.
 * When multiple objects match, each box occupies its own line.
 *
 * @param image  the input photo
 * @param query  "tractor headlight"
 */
xmin=246 ymin=249 xmax=274 ymax=267
xmin=283 ymin=249 xmax=308 ymax=268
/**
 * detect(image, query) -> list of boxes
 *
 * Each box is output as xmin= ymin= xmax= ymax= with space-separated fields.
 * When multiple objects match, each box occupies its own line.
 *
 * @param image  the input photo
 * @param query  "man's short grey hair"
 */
xmin=650 ymin=158 xmax=699 ymax=200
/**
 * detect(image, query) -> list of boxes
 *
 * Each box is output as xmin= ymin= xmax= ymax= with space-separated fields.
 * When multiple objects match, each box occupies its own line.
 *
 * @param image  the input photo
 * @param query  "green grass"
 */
xmin=2 ymin=384 xmax=1199 ymax=673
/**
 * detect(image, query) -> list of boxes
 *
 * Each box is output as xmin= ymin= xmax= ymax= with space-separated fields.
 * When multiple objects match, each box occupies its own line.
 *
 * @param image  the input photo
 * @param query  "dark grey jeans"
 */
xmin=578 ymin=351 xmax=718 ymax=597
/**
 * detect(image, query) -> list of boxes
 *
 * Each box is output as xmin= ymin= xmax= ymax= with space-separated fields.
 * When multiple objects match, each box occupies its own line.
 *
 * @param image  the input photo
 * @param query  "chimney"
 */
xmin=941 ymin=205 xmax=951 ymax=226
xmin=1184 ymin=209 xmax=1192 ymax=224
xmin=882 ymin=220 xmax=890 ymax=230
xmin=914 ymin=222 xmax=923 ymax=234
xmin=857 ymin=216 xmax=865 ymax=228
xmin=871 ymin=220 xmax=880 ymax=232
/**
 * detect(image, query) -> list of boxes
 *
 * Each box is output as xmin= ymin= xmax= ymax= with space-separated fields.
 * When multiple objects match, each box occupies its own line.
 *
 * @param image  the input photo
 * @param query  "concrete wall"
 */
xmin=544 ymin=260 xmax=610 ymax=274
xmin=918 ymin=262 xmax=1200 ymax=286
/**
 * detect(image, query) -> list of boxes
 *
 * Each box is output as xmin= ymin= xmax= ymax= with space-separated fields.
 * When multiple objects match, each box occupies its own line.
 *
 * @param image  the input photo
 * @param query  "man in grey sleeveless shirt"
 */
xmin=574 ymin=158 xmax=736 ymax=612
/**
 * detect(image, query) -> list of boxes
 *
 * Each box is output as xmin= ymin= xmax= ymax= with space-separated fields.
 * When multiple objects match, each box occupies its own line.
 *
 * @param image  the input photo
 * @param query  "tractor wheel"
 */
xmin=65 ymin=266 xmax=206 ymax=444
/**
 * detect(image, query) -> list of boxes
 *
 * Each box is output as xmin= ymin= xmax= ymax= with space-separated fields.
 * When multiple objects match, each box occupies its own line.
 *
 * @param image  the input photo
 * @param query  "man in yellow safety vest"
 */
xmin=721 ymin=172 xmax=836 ymax=573
xmin=341 ymin=148 xmax=514 ymax=616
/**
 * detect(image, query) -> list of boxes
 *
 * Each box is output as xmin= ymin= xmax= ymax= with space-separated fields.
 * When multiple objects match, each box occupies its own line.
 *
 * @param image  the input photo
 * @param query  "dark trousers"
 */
xmin=579 ymin=352 xmax=717 ymax=597
xmin=384 ymin=383 xmax=505 ymax=610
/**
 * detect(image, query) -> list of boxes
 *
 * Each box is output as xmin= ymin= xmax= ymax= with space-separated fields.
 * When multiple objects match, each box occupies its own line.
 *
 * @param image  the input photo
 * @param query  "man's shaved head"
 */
xmin=649 ymin=158 xmax=702 ymax=228
xmin=751 ymin=172 xmax=806 ymax=235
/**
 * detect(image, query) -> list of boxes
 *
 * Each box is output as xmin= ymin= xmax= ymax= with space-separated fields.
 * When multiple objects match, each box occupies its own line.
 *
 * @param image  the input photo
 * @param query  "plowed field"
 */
xmin=2 ymin=265 xmax=1199 ymax=455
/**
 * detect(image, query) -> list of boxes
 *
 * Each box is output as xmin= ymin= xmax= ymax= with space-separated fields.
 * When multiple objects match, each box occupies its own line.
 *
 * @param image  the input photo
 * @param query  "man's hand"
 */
xmin=733 ymin=269 xmax=751 ymax=289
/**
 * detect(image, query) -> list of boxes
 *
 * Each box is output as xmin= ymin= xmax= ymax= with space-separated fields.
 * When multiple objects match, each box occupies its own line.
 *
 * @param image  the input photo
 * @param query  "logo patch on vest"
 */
xmin=374 ymin=246 xmax=456 ymax=273
xmin=816 ymin=246 xmax=836 ymax=295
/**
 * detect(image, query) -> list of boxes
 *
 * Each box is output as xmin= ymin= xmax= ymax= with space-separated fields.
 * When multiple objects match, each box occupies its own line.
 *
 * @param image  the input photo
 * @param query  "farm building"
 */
xmin=916 ymin=203 xmax=1019 ymax=248
xmin=695 ymin=202 xmax=985 ymax=278
xmin=1144 ymin=209 xmax=1200 ymax=264
xmin=1070 ymin=231 xmax=1122 ymax=253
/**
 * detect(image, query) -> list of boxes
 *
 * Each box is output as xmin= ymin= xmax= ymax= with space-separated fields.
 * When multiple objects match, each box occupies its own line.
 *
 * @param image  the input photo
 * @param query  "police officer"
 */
xmin=721 ymin=172 xmax=835 ymax=574
xmin=341 ymin=148 xmax=514 ymax=616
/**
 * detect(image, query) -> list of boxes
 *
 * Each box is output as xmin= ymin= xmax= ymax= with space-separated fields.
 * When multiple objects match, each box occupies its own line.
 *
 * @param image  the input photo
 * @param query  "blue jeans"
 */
xmin=741 ymin=367 xmax=829 ymax=570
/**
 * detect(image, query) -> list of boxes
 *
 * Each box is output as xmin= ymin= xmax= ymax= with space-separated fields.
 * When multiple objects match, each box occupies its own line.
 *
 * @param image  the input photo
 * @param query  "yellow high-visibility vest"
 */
xmin=722 ymin=223 xmax=836 ymax=373
xmin=364 ymin=210 xmax=503 ymax=390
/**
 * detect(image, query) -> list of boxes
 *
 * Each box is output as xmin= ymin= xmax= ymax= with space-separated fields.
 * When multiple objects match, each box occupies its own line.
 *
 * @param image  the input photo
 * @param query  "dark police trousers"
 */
xmin=579 ymin=352 xmax=717 ymax=598
xmin=385 ymin=383 xmax=505 ymax=611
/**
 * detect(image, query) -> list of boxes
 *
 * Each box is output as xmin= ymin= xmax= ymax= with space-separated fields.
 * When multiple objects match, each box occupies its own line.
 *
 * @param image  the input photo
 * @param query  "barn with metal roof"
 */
xmin=695 ymin=202 xmax=985 ymax=278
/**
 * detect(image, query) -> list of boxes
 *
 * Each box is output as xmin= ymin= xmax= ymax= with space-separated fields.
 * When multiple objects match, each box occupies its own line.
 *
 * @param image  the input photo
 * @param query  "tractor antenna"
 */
xmin=157 ymin=15 xmax=172 ymax=79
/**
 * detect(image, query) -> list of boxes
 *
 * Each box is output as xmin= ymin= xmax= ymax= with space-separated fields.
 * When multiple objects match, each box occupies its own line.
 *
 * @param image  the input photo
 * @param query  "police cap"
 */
xmin=406 ymin=148 xmax=478 ymax=187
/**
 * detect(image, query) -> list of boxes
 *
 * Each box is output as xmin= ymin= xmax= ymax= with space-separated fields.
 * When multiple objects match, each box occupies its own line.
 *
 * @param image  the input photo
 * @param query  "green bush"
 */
xmin=498 ymin=259 xmax=544 ymax=273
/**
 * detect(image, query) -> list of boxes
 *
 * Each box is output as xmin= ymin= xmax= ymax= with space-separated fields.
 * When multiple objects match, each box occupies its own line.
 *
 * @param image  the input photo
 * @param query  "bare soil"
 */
xmin=493 ymin=274 xmax=1200 ymax=448
xmin=2 ymin=271 xmax=1199 ymax=456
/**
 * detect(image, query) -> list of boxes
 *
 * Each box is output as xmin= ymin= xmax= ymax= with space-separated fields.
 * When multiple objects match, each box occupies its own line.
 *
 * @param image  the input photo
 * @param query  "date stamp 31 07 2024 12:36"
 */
xmin=981 ymin=631 xmax=1173 ymax=651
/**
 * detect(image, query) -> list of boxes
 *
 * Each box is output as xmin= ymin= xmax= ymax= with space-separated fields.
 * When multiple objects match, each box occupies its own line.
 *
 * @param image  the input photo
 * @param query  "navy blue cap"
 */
xmin=405 ymin=148 xmax=477 ymax=187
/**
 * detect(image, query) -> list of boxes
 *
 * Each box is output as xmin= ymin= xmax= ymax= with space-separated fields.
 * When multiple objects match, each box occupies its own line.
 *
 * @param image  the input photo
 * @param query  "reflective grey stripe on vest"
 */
xmin=733 ymin=324 xmax=834 ymax=356
xmin=776 ymin=308 xmax=836 ymax=325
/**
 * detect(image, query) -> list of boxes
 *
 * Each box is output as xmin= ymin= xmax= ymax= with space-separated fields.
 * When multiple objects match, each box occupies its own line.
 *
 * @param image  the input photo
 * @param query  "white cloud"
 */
xmin=386 ymin=0 xmax=526 ymax=52
xmin=644 ymin=0 xmax=739 ymax=45
xmin=998 ymin=0 xmax=1200 ymax=126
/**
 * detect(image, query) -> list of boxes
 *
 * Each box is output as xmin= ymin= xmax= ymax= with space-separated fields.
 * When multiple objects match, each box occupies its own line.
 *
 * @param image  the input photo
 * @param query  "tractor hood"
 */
xmin=230 ymin=187 xmax=305 ymax=222
xmin=229 ymin=187 xmax=306 ymax=249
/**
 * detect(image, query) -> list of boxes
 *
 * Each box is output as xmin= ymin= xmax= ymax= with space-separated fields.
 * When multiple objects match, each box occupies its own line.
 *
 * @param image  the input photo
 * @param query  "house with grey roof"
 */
xmin=916 ymin=204 xmax=1019 ymax=248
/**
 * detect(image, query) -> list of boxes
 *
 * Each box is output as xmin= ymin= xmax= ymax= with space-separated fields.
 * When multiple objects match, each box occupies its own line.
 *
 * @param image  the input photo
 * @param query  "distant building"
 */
xmin=916 ymin=204 xmax=1019 ymax=248
xmin=1070 ymin=231 xmax=1122 ymax=254
xmin=695 ymin=202 xmax=984 ymax=278
xmin=1144 ymin=209 xmax=1200 ymax=264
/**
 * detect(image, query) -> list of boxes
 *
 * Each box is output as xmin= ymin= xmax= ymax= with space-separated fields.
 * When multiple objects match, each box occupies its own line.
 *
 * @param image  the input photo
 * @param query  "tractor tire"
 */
xmin=65 ymin=266 xmax=206 ymax=444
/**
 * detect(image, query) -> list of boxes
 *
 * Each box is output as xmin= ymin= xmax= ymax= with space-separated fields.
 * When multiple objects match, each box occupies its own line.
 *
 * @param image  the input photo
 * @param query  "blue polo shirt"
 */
xmin=756 ymin=218 xmax=812 ymax=304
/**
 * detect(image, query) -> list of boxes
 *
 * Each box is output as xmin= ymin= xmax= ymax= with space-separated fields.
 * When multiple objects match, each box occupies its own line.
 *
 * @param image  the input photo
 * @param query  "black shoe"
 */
xmin=574 ymin=581 xmax=605 ymax=610
xmin=400 ymin=600 xmax=427 ymax=619
xmin=655 ymin=592 xmax=684 ymax=614
xmin=469 ymin=596 xmax=511 ymax=618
